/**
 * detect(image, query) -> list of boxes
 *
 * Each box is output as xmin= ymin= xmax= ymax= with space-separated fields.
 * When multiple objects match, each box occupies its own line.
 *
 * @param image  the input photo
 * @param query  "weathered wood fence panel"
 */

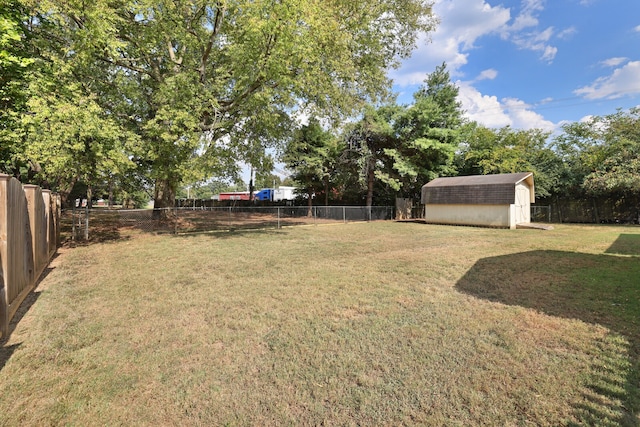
xmin=0 ymin=175 xmax=59 ymax=339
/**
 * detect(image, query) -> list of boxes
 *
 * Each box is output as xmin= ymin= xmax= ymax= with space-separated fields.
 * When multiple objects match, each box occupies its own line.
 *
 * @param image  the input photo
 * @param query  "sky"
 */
xmin=389 ymin=0 xmax=640 ymax=132
xmin=243 ymin=0 xmax=640 ymax=185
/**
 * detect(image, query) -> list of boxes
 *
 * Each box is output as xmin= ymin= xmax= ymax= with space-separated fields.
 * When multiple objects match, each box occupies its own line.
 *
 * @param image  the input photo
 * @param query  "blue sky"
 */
xmin=243 ymin=0 xmax=640 ymax=184
xmin=389 ymin=0 xmax=640 ymax=131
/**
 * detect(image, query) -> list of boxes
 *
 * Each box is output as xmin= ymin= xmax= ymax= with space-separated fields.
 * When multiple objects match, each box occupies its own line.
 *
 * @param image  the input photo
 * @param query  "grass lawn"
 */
xmin=1 ymin=222 xmax=639 ymax=426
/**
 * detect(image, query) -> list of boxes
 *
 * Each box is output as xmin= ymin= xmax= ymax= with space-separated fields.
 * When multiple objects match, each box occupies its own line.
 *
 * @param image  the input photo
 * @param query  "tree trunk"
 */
xmin=57 ymin=177 xmax=77 ymax=208
xmin=153 ymin=178 xmax=176 ymax=218
xmin=366 ymin=158 xmax=375 ymax=207
xmin=324 ymin=176 xmax=329 ymax=206
xmin=307 ymin=189 xmax=313 ymax=217
xmin=86 ymin=185 xmax=93 ymax=209
xmin=249 ymin=166 xmax=254 ymax=202
xmin=108 ymin=178 xmax=114 ymax=208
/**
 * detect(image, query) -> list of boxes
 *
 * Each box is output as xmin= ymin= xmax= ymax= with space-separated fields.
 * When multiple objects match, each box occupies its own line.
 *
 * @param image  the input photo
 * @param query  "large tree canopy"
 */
xmin=557 ymin=108 xmax=640 ymax=198
xmin=386 ymin=63 xmax=463 ymax=198
xmin=343 ymin=63 xmax=463 ymax=205
xmin=283 ymin=118 xmax=342 ymax=212
xmin=0 ymin=0 xmax=34 ymax=178
xmin=457 ymin=124 xmax=561 ymax=198
xmin=343 ymin=104 xmax=399 ymax=207
xmin=24 ymin=0 xmax=436 ymax=207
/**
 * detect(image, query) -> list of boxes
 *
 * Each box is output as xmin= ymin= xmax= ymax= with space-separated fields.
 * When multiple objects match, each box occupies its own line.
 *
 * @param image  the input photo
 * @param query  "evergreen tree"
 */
xmin=283 ymin=119 xmax=341 ymax=213
xmin=386 ymin=63 xmax=464 ymax=199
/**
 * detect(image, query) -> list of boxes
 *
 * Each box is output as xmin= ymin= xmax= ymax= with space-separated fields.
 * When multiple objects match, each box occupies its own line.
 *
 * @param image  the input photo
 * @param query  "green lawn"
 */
xmin=1 ymin=222 xmax=639 ymax=426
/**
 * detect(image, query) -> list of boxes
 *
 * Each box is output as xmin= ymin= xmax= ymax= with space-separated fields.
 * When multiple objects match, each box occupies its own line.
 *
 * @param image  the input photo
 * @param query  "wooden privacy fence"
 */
xmin=0 ymin=174 xmax=60 ymax=339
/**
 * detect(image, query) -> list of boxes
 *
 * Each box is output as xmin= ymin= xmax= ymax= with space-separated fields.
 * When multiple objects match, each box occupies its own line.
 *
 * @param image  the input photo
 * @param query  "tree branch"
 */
xmin=200 ymin=1 xmax=225 ymax=83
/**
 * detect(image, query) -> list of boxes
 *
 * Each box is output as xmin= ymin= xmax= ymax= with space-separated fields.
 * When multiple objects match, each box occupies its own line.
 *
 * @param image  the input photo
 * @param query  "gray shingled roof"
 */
xmin=421 ymin=172 xmax=534 ymax=205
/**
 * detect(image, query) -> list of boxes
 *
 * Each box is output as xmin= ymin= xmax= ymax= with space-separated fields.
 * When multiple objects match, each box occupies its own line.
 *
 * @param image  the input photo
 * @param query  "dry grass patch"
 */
xmin=1 ymin=222 xmax=638 ymax=426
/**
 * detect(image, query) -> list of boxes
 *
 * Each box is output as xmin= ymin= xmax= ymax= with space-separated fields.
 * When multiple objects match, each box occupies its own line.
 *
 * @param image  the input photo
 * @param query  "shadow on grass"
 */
xmin=606 ymin=234 xmax=640 ymax=256
xmin=173 ymin=226 xmax=289 ymax=240
xmin=60 ymin=213 xmax=127 ymax=246
xmin=455 ymin=250 xmax=640 ymax=426
xmin=0 ymin=343 xmax=21 ymax=372
xmin=0 ymin=254 xmax=59 ymax=369
xmin=61 ymin=210 xmax=321 ymax=245
xmin=0 ymin=286 xmax=45 ymax=372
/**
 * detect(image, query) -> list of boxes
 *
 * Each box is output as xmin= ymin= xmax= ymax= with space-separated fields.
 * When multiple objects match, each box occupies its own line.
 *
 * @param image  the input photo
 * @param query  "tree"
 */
xmin=254 ymin=172 xmax=282 ymax=191
xmin=283 ymin=119 xmax=341 ymax=213
xmin=343 ymin=104 xmax=399 ymax=206
xmin=20 ymin=62 xmax=139 ymax=206
xmin=562 ymin=108 xmax=640 ymax=199
xmin=0 ymin=0 xmax=34 ymax=178
xmin=385 ymin=63 xmax=463 ymax=199
xmin=458 ymin=124 xmax=561 ymax=198
xmin=24 ymin=0 xmax=436 ymax=209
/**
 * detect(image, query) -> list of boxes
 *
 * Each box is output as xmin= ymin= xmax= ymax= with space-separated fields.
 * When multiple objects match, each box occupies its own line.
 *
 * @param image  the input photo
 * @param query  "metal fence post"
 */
xmin=72 ymin=203 xmax=76 ymax=241
xmin=174 ymin=208 xmax=178 ymax=234
xmin=343 ymin=206 xmax=346 ymax=223
xmin=84 ymin=204 xmax=89 ymax=240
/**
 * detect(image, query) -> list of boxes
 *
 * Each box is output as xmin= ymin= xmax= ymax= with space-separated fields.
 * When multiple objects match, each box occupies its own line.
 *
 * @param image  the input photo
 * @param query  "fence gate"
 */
xmin=71 ymin=205 xmax=89 ymax=241
xmin=531 ymin=205 xmax=551 ymax=222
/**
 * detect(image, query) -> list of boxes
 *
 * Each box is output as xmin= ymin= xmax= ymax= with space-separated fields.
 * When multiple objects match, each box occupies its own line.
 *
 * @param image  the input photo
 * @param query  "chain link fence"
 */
xmin=534 ymin=196 xmax=640 ymax=224
xmin=531 ymin=205 xmax=551 ymax=223
xmin=61 ymin=205 xmax=395 ymax=242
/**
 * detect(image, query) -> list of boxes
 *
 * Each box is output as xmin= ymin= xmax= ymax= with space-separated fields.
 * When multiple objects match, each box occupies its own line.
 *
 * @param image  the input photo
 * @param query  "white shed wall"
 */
xmin=425 ymin=204 xmax=513 ymax=228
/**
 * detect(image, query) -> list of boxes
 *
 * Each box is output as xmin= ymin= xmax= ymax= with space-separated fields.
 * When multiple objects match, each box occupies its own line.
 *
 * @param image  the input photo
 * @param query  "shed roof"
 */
xmin=421 ymin=172 xmax=534 ymax=205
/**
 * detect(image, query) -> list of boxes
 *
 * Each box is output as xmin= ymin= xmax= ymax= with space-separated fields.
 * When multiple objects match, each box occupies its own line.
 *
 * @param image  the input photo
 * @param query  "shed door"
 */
xmin=515 ymin=185 xmax=529 ymax=224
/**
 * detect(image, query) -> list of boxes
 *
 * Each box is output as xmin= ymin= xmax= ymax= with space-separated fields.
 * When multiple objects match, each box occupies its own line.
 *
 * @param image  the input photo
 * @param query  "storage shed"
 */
xmin=421 ymin=172 xmax=535 ymax=229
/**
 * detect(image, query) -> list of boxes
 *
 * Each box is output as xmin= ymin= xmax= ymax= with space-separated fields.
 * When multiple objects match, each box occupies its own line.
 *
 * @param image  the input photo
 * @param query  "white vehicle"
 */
xmin=273 ymin=186 xmax=296 ymax=201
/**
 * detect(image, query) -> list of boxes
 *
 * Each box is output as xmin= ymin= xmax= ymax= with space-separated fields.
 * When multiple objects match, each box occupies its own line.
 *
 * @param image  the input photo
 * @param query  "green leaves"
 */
xmin=385 ymin=64 xmax=462 ymax=198
xmin=0 ymin=0 xmax=35 ymax=175
xmin=579 ymin=108 xmax=640 ymax=197
xmin=284 ymin=118 xmax=343 ymax=203
xmin=457 ymin=125 xmax=560 ymax=198
xmin=19 ymin=0 xmax=435 ymax=206
xmin=554 ymin=108 xmax=640 ymax=198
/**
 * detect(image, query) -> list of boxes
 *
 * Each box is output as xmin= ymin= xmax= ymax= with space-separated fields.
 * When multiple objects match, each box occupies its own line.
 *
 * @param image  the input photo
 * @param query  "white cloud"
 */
xmin=500 ymin=1 xmax=562 ymax=63
xmin=476 ymin=69 xmax=498 ymax=81
xmin=509 ymin=27 xmax=558 ymax=62
xmin=557 ymin=26 xmax=577 ymax=40
xmin=509 ymin=0 xmax=544 ymax=31
xmin=599 ymin=57 xmax=628 ymax=68
xmin=392 ymin=0 xmax=567 ymax=88
xmin=389 ymin=0 xmax=510 ymax=86
xmin=457 ymin=82 xmax=512 ymax=128
xmin=541 ymin=45 xmax=558 ymax=62
xmin=457 ymin=82 xmax=556 ymax=131
xmin=502 ymin=98 xmax=556 ymax=131
xmin=574 ymin=61 xmax=640 ymax=99
xmin=635 ymin=25 xmax=640 ymax=33
xmin=390 ymin=0 xmax=568 ymax=130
